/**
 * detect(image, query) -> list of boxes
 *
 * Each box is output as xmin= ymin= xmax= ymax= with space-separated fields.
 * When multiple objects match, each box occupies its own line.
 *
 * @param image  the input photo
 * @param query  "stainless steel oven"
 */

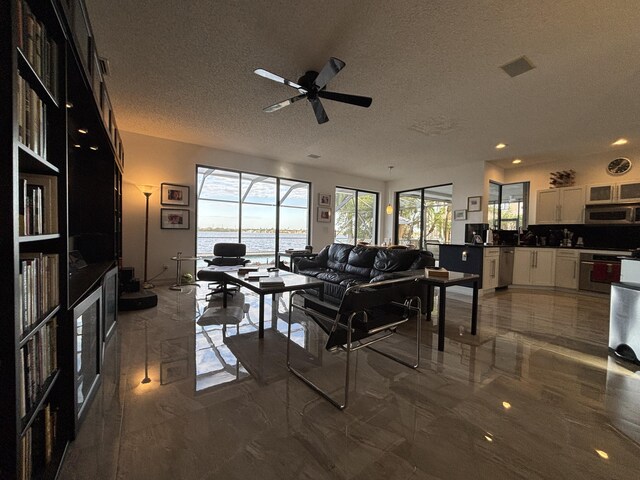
xmin=579 ymin=253 xmax=622 ymax=293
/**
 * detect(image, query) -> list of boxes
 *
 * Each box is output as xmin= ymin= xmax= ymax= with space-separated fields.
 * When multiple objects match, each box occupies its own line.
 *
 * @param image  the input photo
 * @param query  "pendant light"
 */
xmin=386 ymin=166 xmax=394 ymax=215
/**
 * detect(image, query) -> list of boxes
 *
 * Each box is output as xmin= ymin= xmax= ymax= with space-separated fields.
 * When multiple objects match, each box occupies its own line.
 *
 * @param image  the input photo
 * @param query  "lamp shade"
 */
xmin=386 ymin=203 xmax=393 ymax=215
xmin=138 ymin=184 xmax=154 ymax=195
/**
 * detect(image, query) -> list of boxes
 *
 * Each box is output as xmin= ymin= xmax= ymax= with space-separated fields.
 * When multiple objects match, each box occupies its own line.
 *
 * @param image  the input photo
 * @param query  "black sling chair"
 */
xmin=287 ymin=276 xmax=422 ymax=410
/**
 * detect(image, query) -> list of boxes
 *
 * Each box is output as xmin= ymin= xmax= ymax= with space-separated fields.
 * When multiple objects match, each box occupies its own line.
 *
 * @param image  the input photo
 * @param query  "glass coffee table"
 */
xmin=221 ymin=270 xmax=324 ymax=338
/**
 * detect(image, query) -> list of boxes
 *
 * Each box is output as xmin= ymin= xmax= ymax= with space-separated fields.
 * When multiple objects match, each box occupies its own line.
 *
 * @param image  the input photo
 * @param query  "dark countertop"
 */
xmin=441 ymin=243 xmax=635 ymax=252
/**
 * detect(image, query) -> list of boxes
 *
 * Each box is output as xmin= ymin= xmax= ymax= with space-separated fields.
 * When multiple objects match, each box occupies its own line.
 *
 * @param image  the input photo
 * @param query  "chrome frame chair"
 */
xmin=286 ymin=276 xmax=422 ymax=410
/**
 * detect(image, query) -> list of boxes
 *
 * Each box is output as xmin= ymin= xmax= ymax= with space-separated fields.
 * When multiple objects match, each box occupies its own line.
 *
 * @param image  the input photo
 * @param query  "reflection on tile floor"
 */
xmin=58 ymin=284 xmax=640 ymax=479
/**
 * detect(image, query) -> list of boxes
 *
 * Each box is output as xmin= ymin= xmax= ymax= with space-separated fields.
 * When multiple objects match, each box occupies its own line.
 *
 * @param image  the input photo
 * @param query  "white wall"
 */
xmin=498 ymin=146 xmax=640 ymax=223
xmin=120 ymin=131 xmax=384 ymax=281
xmin=384 ymin=160 xmax=487 ymax=243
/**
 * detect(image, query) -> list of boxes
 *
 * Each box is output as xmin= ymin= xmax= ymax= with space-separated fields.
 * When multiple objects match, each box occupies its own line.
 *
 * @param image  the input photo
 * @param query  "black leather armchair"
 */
xmin=197 ymin=243 xmax=250 ymax=299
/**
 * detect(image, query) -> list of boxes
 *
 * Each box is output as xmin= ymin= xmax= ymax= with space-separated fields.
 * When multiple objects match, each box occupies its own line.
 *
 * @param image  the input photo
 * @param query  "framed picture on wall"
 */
xmin=467 ymin=196 xmax=482 ymax=212
xmin=161 ymin=183 xmax=190 ymax=206
xmin=318 ymin=193 xmax=332 ymax=206
xmin=317 ymin=207 xmax=332 ymax=223
xmin=453 ymin=209 xmax=467 ymax=221
xmin=161 ymin=208 xmax=190 ymax=229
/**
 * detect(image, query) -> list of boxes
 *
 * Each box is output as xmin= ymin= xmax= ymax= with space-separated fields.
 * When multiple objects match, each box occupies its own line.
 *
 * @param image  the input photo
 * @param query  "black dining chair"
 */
xmin=286 ymin=276 xmax=423 ymax=410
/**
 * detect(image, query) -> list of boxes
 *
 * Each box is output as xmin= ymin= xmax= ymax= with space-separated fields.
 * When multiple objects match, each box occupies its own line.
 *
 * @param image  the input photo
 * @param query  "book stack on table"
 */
xmin=259 ymin=276 xmax=285 ymax=287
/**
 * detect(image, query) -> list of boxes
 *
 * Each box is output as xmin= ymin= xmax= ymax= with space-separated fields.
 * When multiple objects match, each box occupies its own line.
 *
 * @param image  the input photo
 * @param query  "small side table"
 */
xmin=170 ymin=254 xmax=201 ymax=290
xmin=276 ymin=251 xmax=317 ymax=273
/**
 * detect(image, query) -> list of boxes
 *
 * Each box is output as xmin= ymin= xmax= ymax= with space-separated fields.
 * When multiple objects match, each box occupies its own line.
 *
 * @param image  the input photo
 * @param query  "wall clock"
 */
xmin=607 ymin=157 xmax=632 ymax=176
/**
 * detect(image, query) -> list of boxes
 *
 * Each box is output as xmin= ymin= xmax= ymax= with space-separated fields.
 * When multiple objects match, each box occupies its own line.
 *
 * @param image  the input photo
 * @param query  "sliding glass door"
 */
xmin=197 ymin=167 xmax=310 ymax=265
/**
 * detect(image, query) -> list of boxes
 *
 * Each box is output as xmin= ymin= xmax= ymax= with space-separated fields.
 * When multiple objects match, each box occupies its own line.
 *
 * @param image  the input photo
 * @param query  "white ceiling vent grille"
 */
xmin=500 ymin=56 xmax=535 ymax=78
xmin=307 ymin=154 xmax=321 ymax=159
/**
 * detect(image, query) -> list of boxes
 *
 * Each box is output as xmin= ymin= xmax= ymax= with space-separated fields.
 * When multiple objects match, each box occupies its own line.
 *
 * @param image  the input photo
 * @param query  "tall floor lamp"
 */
xmin=139 ymin=185 xmax=155 ymax=289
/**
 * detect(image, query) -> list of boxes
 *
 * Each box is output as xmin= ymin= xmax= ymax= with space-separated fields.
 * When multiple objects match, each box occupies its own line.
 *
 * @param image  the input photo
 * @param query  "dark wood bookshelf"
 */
xmin=2 ymin=1 xmax=123 ymax=477
xmin=18 ymin=144 xmax=60 ymax=174
xmin=19 ymin=305 xmax=60 ymax=348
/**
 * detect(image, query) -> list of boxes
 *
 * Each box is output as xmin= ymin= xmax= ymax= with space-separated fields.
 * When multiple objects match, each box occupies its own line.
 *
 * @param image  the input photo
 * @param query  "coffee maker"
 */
xmin=465 ymin=223 xmax=490 ymax=245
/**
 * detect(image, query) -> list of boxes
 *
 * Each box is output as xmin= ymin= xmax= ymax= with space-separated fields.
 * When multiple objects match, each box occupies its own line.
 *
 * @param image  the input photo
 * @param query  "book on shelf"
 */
xmin=18 ymin=319 xmax=57 ymax=418
xmin=17 ymin=0 xmax=58 ymax=98
xmin=259 ymin=276 xmax=285 ymax=287
xmin=17 ymin=75 xmax=47 ymax=158
xmin=19 ymin=402 xmax=57 ymax=479
xmin=19 ymin=253 xmax=59 ymax=333
xmin=18 ymin=173 xmax=58 ymax=235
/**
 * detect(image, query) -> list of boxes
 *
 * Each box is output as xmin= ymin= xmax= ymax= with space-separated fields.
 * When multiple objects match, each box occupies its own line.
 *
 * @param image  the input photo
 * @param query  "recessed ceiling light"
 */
xmin=78 ymin=128 xmax=88 ymax=134
xmin=512 ymin=159 xmax=522 ymax=164
xmin=495 ymin=143 xmax=507 ymax=149
xmin=612 ymin=138 xmax=628 ymax=146
xmin=65 ymin=102 xmax=73 ymax=109
xmin=90 ymin=146 xmax=99 ymax=151
xmin=595 ymin=449 xmax=609 ymax=460
xmin=484 ymin=434 xmax=494 ymax=443
xmin=73 ymin=144 xmax=81 ymax=148
xmin=502 ymin=401 xmax=512 ymax=409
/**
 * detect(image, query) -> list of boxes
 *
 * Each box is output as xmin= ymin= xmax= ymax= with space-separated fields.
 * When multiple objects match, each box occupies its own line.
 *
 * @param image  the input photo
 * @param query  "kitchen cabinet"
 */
xmin=555 ymin=250 xmax=580 ymax=289
xmin=586 ymin=181 xmax=640 ymax=204
xmin=513 ymin=248 xmax=556 ymax=286
xmin=482 ymin=248 xmax=501 ymax=290
xmin=536 ymin=186 xmax=584 ymax=224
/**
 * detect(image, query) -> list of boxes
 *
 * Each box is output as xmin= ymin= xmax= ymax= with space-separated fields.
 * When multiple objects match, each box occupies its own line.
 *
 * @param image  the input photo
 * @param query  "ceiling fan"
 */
xmin=254 ymin=57 xmax=372 ymax=124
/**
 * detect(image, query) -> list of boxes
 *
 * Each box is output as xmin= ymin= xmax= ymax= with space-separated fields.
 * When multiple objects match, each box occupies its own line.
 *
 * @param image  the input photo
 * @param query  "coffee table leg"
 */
xmin=259 ymin=295 xmax=265 ymax=338
xmin=438 ymin=285 xmax=446 ymax=351
xmin=471 ymin=279 xmax=478 ymax=335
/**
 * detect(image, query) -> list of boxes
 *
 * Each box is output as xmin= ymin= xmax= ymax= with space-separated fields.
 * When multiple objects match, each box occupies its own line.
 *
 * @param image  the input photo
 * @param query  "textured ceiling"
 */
xmin=84 ymin=0 xmax=640 ymax=181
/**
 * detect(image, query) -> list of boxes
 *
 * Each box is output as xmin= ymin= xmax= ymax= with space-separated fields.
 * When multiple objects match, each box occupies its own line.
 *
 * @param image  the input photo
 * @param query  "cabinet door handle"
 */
xmin=491 ymin=259 xmax=496 ymax=277
xmin=573 ymin=260 xmax=576 ymax=279
xmin=557 ymin=205 xmax=561 ymax=221
xmin=534 ymin=251 xmax=538 ymax=268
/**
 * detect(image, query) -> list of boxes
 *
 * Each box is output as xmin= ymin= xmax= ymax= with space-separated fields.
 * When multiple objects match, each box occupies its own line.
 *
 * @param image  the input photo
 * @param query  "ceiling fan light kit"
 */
xmin=254 ymin=57 xmax=372 ymax=124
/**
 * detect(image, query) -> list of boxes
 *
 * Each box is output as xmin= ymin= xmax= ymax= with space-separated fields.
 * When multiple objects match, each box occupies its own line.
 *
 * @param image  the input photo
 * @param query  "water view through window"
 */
xmin=196 ymin=167 xmax=310 ymax=265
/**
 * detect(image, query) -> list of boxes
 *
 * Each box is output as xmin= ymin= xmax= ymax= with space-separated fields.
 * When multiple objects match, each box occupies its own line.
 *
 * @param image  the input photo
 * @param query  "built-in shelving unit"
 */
xmin=1 ymin=1 xmax=123 ymax=477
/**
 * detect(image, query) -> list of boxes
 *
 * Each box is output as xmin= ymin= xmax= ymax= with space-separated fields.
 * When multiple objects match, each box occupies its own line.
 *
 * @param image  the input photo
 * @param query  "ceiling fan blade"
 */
xmin=318 ymin=90 xmax=372 ymax=108
xmin=263 ymin=94 xmax=306 ymax=113
xmin=309 ymin=98 xmax=329 ymax=124
xmin=254 ymin=68 xmax=307 ymax=92
xmin=314 ymin=57 xmax=346 ymax=90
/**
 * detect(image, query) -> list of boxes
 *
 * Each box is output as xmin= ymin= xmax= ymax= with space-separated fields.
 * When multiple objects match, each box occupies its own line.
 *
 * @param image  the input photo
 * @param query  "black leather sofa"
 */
xmin=295 ymin=243 xmax=435 ymax=309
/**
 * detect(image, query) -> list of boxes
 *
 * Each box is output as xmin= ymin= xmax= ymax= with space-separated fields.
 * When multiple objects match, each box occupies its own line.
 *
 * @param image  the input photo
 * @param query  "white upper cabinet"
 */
xmin=536 ymin=186 xmax=584 ymax=224
xmin=586 ymin=181 xmax=640 ymax=204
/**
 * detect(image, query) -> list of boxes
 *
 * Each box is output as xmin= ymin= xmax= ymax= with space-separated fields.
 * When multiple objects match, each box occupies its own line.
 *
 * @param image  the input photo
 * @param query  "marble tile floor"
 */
xmin=58 ymin=284 xmax=640 ymax=480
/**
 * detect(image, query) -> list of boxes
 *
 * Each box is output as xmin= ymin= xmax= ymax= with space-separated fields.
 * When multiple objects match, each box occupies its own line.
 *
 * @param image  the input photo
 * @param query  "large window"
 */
xmin=334 ymin=187 xmax=378 ymax=245
xmin=488 ymin=181 xmax=529 ymax=230
xmin=396 ymin=184 xmax=452 ymax=248
xmin=196 ymin=167 xmax=310 ymax=264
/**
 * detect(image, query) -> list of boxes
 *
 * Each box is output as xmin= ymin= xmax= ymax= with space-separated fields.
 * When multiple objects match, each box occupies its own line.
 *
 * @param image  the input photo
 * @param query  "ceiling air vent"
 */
xmin=500 ymin=56 xmax=535 ymax=78
xmin=307 ymin=154 xmax=321 ymax=159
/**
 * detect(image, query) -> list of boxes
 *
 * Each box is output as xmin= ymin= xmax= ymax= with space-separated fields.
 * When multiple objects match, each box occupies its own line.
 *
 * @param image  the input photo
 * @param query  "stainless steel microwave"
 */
xmin=584 ymin=204 xmax=640 ymax=224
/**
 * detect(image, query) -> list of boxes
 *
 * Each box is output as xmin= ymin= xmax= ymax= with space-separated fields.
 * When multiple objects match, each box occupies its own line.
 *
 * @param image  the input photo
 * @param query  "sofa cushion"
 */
xmin=314 ymin=245 xmax=330 ymax=268
xmin=372 ymin=249 xmax=419 ymax=275
xmin=326 ymin=244 xmax=353 ymax=272
xmin=316 ymin=271 xmax=358 ymax=284
xmin=296 ymin=267 xmax=330 ymax=277
xmin=344 ymin=245 xmax=378 ymax=278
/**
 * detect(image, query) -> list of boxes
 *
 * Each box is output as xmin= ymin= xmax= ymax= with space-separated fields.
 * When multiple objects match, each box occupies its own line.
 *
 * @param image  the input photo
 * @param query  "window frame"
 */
xmin=334 ymin=186 xmax=379 ymax=245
